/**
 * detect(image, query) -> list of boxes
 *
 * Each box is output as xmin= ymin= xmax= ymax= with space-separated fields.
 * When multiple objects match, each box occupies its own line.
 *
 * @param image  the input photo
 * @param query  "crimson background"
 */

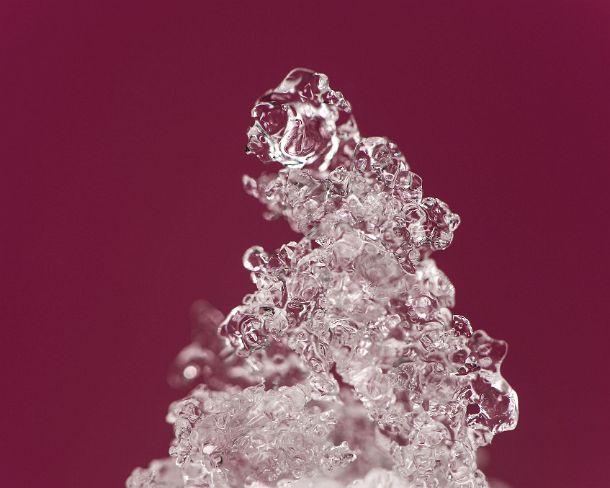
xmin=2 ymin=1 xmax=609 ymax=487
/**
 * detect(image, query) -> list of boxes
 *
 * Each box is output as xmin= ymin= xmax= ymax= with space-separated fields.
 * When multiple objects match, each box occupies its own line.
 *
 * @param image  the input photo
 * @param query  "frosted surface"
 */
xmin=128 ymin=69 xmax=518 ymax=488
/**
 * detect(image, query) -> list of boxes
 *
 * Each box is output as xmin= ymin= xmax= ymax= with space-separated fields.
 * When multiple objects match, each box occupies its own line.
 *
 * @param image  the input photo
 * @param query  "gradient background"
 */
xmin=2 ymin=1 xmax=609 ymax=487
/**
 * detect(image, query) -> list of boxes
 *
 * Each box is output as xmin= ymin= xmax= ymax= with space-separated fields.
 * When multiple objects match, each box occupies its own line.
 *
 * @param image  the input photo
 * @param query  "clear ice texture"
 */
xmin=128 ymin=68 xmax=518 ymax=488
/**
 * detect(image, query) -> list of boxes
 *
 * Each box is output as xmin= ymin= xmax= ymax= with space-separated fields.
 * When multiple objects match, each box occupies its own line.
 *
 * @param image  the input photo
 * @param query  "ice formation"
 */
xmin=128 ymin=69 xmax=518 ymax=488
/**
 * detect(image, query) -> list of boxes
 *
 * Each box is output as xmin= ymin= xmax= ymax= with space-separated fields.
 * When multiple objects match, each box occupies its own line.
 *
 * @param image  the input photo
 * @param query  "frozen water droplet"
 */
xmin=247 ymin=68 xmax=359 ymax=170
xmin=243 ymin=245 xmax=267 ymax=271
xmin=168 ymin=343 xmax=215 ymax=388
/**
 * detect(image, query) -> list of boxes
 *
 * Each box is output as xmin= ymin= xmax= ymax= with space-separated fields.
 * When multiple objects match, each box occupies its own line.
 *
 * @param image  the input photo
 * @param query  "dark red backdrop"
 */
xmin=2 ymin=1 xmax=609 ymax=487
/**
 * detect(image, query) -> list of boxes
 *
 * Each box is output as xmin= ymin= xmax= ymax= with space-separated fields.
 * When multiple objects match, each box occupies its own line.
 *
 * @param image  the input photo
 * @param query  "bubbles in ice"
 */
xmin=128 ymin=69 xmax=518 ymax=488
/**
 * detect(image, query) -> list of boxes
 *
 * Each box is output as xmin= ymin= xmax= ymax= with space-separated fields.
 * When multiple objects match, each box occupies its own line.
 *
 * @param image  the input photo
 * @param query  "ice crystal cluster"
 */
xmin=128 ymin=69 xmax=518 ymax=488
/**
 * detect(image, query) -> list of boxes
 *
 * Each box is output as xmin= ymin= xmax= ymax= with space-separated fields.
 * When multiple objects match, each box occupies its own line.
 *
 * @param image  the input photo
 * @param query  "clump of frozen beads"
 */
xmin=128 ymin=69 xmax=517 ymax=488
